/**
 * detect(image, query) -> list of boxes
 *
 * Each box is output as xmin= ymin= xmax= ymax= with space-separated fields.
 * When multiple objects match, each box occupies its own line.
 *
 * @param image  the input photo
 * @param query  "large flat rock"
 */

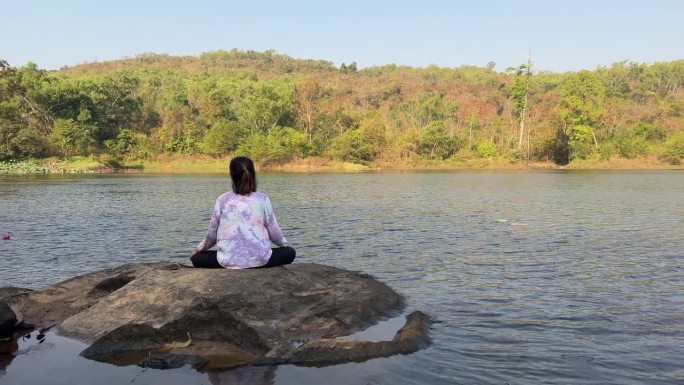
xmin=1 ymin=262 xmax=430 ymax=369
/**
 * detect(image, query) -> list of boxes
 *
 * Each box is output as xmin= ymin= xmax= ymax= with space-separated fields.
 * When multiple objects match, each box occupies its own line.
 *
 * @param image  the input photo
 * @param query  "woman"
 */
xmin=190 ymin=156 xmax=295 ymax=268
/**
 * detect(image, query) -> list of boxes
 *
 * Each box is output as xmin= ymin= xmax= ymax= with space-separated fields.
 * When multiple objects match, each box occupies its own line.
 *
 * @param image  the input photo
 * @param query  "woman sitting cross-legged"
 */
xmin=190 ymin=156 xmax=295 ymax=269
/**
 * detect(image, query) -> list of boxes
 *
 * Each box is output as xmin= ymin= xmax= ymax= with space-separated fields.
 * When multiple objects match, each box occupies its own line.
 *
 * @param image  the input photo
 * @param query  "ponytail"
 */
xmin=229 ymin=157 xmax=257 ymax=195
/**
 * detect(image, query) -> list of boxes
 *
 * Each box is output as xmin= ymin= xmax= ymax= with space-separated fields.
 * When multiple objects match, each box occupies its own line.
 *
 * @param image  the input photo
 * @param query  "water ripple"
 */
xmin=1 ymin=171 xmax=683 ymax=384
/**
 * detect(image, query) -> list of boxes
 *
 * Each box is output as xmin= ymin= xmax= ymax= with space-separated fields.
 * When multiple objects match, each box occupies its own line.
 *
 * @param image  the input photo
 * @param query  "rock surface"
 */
xmin=1 ymin=262 xmax=431 ymax=369
xmin=0 ymin=301 xmax=17 ymax=338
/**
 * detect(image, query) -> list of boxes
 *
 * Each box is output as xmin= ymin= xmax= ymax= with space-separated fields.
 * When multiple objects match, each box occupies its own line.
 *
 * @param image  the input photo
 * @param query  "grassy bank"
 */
xmin=123 ymin=155 xmax=372 ymax=173
xmin=1 ymin=155 xmax=682 ymax=175
xmin=0 ymin=155 xmax=370 ymax=174
xmin=562 ymin=156 xmax=683 ymax=169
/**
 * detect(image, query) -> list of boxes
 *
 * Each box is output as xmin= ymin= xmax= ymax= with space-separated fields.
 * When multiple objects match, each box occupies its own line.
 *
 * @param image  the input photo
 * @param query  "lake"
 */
xmin=1 ymin=171 xmax=683 ymax=384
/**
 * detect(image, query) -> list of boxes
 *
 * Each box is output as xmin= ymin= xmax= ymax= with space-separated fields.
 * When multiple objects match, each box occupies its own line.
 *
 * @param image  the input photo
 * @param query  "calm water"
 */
xmin=0 ymin=171 xmax=683 ymax=385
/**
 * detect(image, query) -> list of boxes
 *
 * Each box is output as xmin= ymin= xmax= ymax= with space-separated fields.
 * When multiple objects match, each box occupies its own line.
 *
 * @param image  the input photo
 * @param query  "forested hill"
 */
xmin=1 ymin=49 xmax=683 ymax=167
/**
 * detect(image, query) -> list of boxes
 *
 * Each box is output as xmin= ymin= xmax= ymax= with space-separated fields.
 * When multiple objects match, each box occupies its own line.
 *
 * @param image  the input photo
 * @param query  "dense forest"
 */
xmin=1 ymin=49 xmax=683 ymax=168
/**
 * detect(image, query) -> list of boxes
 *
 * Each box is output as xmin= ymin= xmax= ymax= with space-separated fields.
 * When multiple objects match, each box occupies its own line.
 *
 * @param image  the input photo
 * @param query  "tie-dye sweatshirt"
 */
xmin=196 ymin=190 xmax=288 ymax=269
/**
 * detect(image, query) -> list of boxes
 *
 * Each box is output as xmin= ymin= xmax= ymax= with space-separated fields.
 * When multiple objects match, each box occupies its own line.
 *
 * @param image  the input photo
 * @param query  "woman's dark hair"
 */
xmin=229 ymin=156 xmax=257 ymax=195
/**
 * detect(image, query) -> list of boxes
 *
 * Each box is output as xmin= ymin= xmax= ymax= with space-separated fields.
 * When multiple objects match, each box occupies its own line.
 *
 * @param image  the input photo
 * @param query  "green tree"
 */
xmin=475 ymin=140 xmax=498 ymax=158
xmin=507 ymin=56 xmax=532 ymax=149
xmin=199 ymin=120 xmax=248 ymax=155
xmin=50 ymin=118 xmax=96 ymax=156
xmin=558 ymin=70 xmax=606 ymax=160
xmin=0 ymin=60 xmax=23 ymax=159
xmin=0 ymin=60 xmax=52 ymax=159
xmin=358 ymin=116 xmax=387 ymax=158
xmin=104 ymin=128 xmax=137 ymax=157
xmin=401 ymin=93 xmax=457 ymax=130
xmin=237 ymin=127 xmax=310 ymax=164
xmin=606 ymin=126 xmax=652 ymax=159
xmin=597 ymin=61 xmax=632 ymax=97
xmin=75 ymin=74 xmax=144 ymax=143
xmin=14 ymin=62 xmax=55 ymax=134
xmin=660 ymin=131 xmax=684 ymax=165
xmin=313 ymin=108 xmax=360 ymax=149
xmin=233 ymin=80 xmax=295 ymax=133
xmin=326 ymin=129 xmax=374 ymax=163
xmin=418 ymin=121 xmax=458 ymax=159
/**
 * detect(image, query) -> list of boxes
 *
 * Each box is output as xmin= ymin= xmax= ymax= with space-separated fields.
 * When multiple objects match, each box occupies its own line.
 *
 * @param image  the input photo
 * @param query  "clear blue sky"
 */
xmin=2 ymin=0 xmax=683 ymax=72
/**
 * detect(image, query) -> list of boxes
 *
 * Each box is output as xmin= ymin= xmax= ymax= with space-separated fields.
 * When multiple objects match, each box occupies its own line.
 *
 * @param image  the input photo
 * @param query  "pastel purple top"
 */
xmin=196 ymin=191 xmax=288 ymax=269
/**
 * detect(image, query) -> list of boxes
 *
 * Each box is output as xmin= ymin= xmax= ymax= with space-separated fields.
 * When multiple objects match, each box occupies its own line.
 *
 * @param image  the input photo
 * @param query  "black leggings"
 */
xmin=191 ymin=247 xmax=296 ymax=269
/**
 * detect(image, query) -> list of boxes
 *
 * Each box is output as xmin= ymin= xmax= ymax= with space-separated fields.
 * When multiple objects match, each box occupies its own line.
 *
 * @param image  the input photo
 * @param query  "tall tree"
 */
xmin=507 ymin=52 xmax=533 ymax=155
xmin=234 ymin=80 xmax=295 ymax=133
xmin=294 ymin=79 xmax=323 ymax=142
xmin=558 ymin=70 xmax=606 ymax=159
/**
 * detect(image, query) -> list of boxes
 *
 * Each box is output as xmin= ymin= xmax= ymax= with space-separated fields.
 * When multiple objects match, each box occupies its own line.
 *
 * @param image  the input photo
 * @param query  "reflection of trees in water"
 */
xmin=208 ymin=366 xmax=276 ymax=385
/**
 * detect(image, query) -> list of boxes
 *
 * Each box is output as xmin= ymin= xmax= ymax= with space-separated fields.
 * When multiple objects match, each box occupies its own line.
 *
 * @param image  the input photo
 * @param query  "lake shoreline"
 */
xmin=1 ymin=155 xmax=682 ymax=175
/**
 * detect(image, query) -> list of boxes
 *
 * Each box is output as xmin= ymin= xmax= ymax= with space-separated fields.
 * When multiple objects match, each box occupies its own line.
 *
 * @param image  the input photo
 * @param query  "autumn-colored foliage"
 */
xmin=1 ymin=51 xmax=683 ymax=166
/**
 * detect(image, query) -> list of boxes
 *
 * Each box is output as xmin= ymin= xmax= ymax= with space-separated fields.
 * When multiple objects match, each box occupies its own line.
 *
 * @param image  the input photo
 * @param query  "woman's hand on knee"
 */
xmin=189 ymin=248 xmax=199 ymax=260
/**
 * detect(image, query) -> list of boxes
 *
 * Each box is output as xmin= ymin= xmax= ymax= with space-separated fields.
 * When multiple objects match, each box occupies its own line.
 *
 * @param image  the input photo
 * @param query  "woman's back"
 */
xmin=191 ymin=156 xmax=294 ymax=269
xmin=211 ymin=191 xmax=286 ymax=268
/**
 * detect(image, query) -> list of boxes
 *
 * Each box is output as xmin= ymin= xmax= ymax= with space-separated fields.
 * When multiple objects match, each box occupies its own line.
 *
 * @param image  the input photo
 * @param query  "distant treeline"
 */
xmin=1 ymin=49 xmax=683 ymax=165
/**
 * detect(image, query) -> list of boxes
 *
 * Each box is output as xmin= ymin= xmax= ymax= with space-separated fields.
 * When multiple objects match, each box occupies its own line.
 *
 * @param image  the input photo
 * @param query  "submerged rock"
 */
xmin=1 ymin=262 xmax=431 ymax=369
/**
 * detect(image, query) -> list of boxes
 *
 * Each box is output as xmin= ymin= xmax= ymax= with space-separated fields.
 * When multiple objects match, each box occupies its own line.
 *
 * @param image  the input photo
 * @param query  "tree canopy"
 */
xmin=1 ymin=50 xmax=683 ymax=166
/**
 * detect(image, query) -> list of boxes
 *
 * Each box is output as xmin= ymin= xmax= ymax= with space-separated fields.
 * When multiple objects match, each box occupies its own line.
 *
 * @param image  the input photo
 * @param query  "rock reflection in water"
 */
xmin=0 ymin=338 xmax=18 ymax=377
xmin=0 ymin=332 xmax=208 ymax=385
xmin=208 ymin=366 xmax=276 ymax=385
